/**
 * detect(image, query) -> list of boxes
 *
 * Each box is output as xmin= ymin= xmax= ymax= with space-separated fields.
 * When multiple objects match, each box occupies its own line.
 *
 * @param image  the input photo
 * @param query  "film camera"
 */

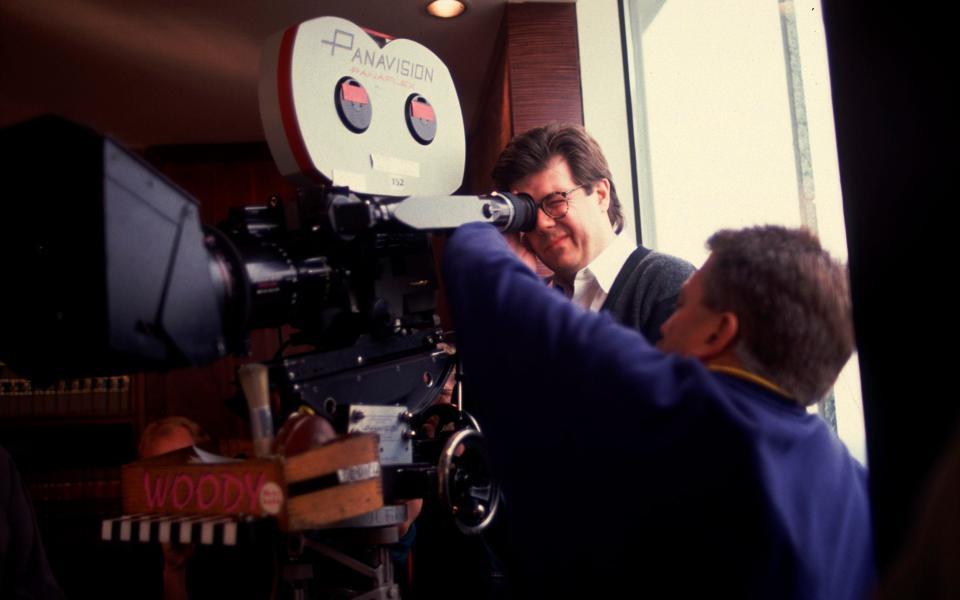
xmin=0 ymin=16 xmax=534 ymax=598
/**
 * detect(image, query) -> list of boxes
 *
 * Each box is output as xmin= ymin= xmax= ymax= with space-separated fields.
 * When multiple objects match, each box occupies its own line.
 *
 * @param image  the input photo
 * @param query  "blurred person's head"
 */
xmin=139 ymin=416 xmax=208 ymax=458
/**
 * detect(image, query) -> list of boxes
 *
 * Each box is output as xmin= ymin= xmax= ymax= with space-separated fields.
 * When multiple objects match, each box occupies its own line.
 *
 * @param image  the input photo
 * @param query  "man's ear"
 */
xmin=594 ymin=178 xmax=611 ymax=212
xmin=702 ymin=312 xmax=739 ymax=359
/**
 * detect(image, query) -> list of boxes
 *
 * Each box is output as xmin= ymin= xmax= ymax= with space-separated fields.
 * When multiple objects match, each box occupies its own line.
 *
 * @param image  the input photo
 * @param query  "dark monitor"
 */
xmin=0 ymin=116 xmax=226 ymax=381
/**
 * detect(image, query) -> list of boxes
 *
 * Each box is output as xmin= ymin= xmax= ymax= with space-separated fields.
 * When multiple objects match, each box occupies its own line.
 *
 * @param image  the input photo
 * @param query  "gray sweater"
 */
xmin=600 ymin=246 xmax=695 ymax=343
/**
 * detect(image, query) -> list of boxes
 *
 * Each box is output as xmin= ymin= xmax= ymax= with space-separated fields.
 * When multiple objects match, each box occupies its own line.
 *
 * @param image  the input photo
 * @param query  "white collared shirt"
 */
xmin=553 ymin=234 xmax=636 ymax=311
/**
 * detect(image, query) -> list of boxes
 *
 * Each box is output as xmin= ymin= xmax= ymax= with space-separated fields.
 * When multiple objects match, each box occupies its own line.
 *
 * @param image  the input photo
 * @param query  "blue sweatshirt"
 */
xmin=442 ymin=223 xmax=874 ymax=599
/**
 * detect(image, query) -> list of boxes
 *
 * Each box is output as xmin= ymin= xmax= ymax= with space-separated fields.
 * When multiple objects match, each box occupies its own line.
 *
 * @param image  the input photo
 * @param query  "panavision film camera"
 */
xmin=0 ymin=16 xmax=535 ymax=598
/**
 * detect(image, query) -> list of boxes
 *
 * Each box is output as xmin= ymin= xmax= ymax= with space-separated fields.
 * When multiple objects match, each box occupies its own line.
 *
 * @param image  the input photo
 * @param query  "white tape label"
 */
xmin=371 ymin=153 xmax=420 ymax=178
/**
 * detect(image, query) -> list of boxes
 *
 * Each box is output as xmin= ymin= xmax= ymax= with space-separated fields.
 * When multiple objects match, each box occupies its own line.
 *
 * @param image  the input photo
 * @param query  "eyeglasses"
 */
xmin=534 ymin=184 xmax=588 ymax=220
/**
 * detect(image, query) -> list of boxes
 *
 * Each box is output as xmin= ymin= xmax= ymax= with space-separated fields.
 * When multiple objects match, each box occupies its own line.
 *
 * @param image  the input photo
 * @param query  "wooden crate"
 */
xmin=121 ymin=433 xmax=382 ymax=531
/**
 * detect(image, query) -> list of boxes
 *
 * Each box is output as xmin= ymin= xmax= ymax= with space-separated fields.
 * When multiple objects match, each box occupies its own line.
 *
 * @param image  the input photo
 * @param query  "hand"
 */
xmin=502 ymin=232 xmax=539 ymax=272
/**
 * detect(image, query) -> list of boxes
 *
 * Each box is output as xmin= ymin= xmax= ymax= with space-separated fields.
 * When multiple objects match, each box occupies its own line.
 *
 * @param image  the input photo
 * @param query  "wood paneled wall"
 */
xmin=505 ymin=3 xmax=583 ymax=136
xmin=465 ymin=2 xmax=583 ymax=195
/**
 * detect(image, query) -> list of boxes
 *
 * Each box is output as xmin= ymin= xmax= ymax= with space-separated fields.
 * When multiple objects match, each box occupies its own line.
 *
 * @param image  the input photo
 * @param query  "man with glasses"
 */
xmin=492 ymin=123 xmax=693 ymax=342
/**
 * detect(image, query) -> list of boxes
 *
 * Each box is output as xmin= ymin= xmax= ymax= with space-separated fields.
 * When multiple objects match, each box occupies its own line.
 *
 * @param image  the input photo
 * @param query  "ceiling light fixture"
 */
xmin=426 ymin=0 xmax=467 ymax=19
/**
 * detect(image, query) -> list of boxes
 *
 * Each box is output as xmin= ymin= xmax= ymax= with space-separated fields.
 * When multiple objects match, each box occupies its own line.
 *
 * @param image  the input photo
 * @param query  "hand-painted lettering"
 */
xmin=222 ymin=473 xmax=245 ymax=513
xmin=172 ymin=474 xmax=195 ymax=509
xmin=137 ymin=469 xmax=277 ymax=515
xmin=196 ymin=474 xmax=221 ymax=510
xmin=143 ymin=473 xmax=174 ymax=510
xmin=244 ymin=473 xmax=267 ymax=513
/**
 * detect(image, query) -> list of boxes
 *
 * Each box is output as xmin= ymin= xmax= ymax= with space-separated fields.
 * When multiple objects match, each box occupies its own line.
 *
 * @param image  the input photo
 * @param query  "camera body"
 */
xmin=0 ymin=18 xmax=525 ymax=544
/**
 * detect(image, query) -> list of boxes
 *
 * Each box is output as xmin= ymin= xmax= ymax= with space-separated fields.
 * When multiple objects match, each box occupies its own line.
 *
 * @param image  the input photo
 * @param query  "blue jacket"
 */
xmin=442 ymin=223 xmax=874 ymax=599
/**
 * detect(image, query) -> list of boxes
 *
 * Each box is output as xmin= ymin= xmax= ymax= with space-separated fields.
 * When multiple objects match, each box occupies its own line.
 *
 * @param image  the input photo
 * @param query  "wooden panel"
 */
xmin=286 ymin=479 xmax=383 ymax=531
xmin=283 ymin=433 xmax=379 ymax=483
xmin=144 ymin=142 xmax=297 ymax=229
xmin=462 ymin=3 xmax=582 ymax=193
xmin=506 ymin=3 xmax=583 ymax=135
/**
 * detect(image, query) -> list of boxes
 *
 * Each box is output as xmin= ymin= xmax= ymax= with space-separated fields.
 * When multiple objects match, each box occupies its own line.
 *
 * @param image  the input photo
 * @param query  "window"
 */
xmin=622 ymin=0 xmax=866 ymax=463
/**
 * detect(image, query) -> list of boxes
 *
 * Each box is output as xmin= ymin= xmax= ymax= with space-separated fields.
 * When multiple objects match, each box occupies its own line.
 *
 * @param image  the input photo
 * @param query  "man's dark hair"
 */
xmin=492 ymin=123 xmax=624 ymax=233
xmin=702 ymin=226 xmax=854 ymax=406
